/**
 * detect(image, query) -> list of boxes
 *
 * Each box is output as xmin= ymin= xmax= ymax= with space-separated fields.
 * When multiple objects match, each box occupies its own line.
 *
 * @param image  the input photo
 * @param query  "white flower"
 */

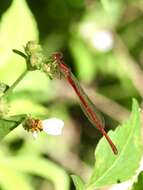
xmin=91 ymin=30 xmax=114 ymax=52
xmin=42 ymin=118 xmax=64 ymax=135
xmin=32 ymin=118 xmax=64 ymax=138
xmin=79 ymin=22 xmax=114 ymax=52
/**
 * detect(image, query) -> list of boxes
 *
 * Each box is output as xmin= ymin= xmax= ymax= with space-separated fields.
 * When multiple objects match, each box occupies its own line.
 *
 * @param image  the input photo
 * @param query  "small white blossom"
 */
xmin=79 ymin=22 xmax=114 ymax=52
xmin=42 ymin=118 xmax=64 ymax=135
xmin=23 ymin=116 xmax=64 ymax=138
xmin=91 ymin=30 xmax=114 ymax=52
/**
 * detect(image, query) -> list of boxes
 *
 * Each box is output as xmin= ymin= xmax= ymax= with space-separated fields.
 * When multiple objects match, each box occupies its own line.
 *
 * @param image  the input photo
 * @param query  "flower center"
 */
xmin=23 ymin=117 xmax=43 ymax=132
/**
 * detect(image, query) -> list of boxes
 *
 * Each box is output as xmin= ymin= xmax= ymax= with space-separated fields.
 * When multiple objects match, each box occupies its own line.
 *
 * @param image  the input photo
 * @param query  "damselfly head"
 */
xmin=42 ymin=57 xmax=62 ymax=79
xmin=52 ymin=52 xmax=63 ymax=62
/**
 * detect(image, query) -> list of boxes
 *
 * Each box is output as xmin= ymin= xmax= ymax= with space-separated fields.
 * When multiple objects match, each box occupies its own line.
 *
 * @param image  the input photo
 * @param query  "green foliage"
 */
xmin=69 ymin=36 xmax=95 ymax=82
xmin=72 ymin=100 xmax=143 ymax=190
xmin=132 ymin=171 xmax=143 ymax=190
xmin=101 ymin=0 xmax=123 ymax=17
xmin=86 ymin=99 xmax=142 ymax=189
xmin=7 ymin=156 xmax=69 ymax=190
xmin=0 ymin=115 xmax=26 ymax=140
xmin=0 ymin=154 xmax=69 ymax=190
xmin=0 ymin=0 xmax=55 ymax=118
xmin=71 ymin=175 xmax=85 ymax=190
xmin=0 ymin=0 xmax=38 ymax=84
xmin=0 ymin=163 xmax=33 ymax=190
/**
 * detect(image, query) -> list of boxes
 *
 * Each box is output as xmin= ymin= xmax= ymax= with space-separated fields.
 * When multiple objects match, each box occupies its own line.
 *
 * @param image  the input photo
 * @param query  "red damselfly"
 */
xmin=52 ymin=52 xmax=118 ymax=155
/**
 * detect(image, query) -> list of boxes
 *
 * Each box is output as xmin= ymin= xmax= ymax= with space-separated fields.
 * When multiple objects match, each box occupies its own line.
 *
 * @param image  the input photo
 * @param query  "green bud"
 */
xmin=25 ymin=41 xmax=42 ymax=56
xmin=0 ymin=82 xmax=9 ymax=93
xmin=24 ymin=41 xmax=47 ymax=71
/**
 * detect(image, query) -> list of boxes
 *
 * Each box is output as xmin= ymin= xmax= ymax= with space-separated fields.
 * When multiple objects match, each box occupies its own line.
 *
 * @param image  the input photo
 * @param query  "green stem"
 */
xmin=2 ymin=70 xmax=28 ymax=98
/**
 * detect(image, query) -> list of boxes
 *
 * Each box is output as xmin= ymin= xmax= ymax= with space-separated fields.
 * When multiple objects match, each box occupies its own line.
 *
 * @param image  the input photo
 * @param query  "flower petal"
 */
xmin=32 ymin=131 xmax=38 ymax=139
xmin=42 ymin=118 xmax=64 ymax=135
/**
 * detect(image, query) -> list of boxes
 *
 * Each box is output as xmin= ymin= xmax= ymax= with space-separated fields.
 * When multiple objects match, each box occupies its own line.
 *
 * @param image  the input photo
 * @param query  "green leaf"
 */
xmin=0 ymin=0 xmax=38 ymax=84
xmin=0 ymin=160 xmax=33 ymax=190
xmin=86 ymin=99 xmax=143 ymax=190
xmin=132 ymin=171 xmax=143 ymax=190
xmin=71 ymin=175 xmax=85 ymax=190
xmin=7 ymin=156 xmax=70 ymax=190
xmin=9 ymin=99 xmax=48 ymax=116
xmin=13 ymin=71 xmax=55 ymax=100
xmin=101 ymin=0 xmax=123 ymax=17
xmin=0 ymin=114 xmax=26 ymax=140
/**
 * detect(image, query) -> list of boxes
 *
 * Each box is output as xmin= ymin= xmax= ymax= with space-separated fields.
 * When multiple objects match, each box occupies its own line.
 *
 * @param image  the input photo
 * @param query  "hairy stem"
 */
xmin=2 ymin=70 xmax=28 ymax=98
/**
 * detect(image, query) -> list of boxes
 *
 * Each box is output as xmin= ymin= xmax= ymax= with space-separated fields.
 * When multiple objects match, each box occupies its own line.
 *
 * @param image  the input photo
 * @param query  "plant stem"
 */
xmin=2 ymin=70 xmax=28 ymax=98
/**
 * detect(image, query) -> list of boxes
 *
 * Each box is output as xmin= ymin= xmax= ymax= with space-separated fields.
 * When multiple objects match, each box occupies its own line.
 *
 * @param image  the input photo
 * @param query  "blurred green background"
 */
xmin=0 ymin=0 xmax=143 ymax=189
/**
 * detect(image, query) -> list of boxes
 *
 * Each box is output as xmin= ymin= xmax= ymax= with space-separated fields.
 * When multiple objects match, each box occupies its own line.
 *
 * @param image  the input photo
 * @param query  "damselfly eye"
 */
xmin=52 ymin=52 xmax=63 ymax=61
